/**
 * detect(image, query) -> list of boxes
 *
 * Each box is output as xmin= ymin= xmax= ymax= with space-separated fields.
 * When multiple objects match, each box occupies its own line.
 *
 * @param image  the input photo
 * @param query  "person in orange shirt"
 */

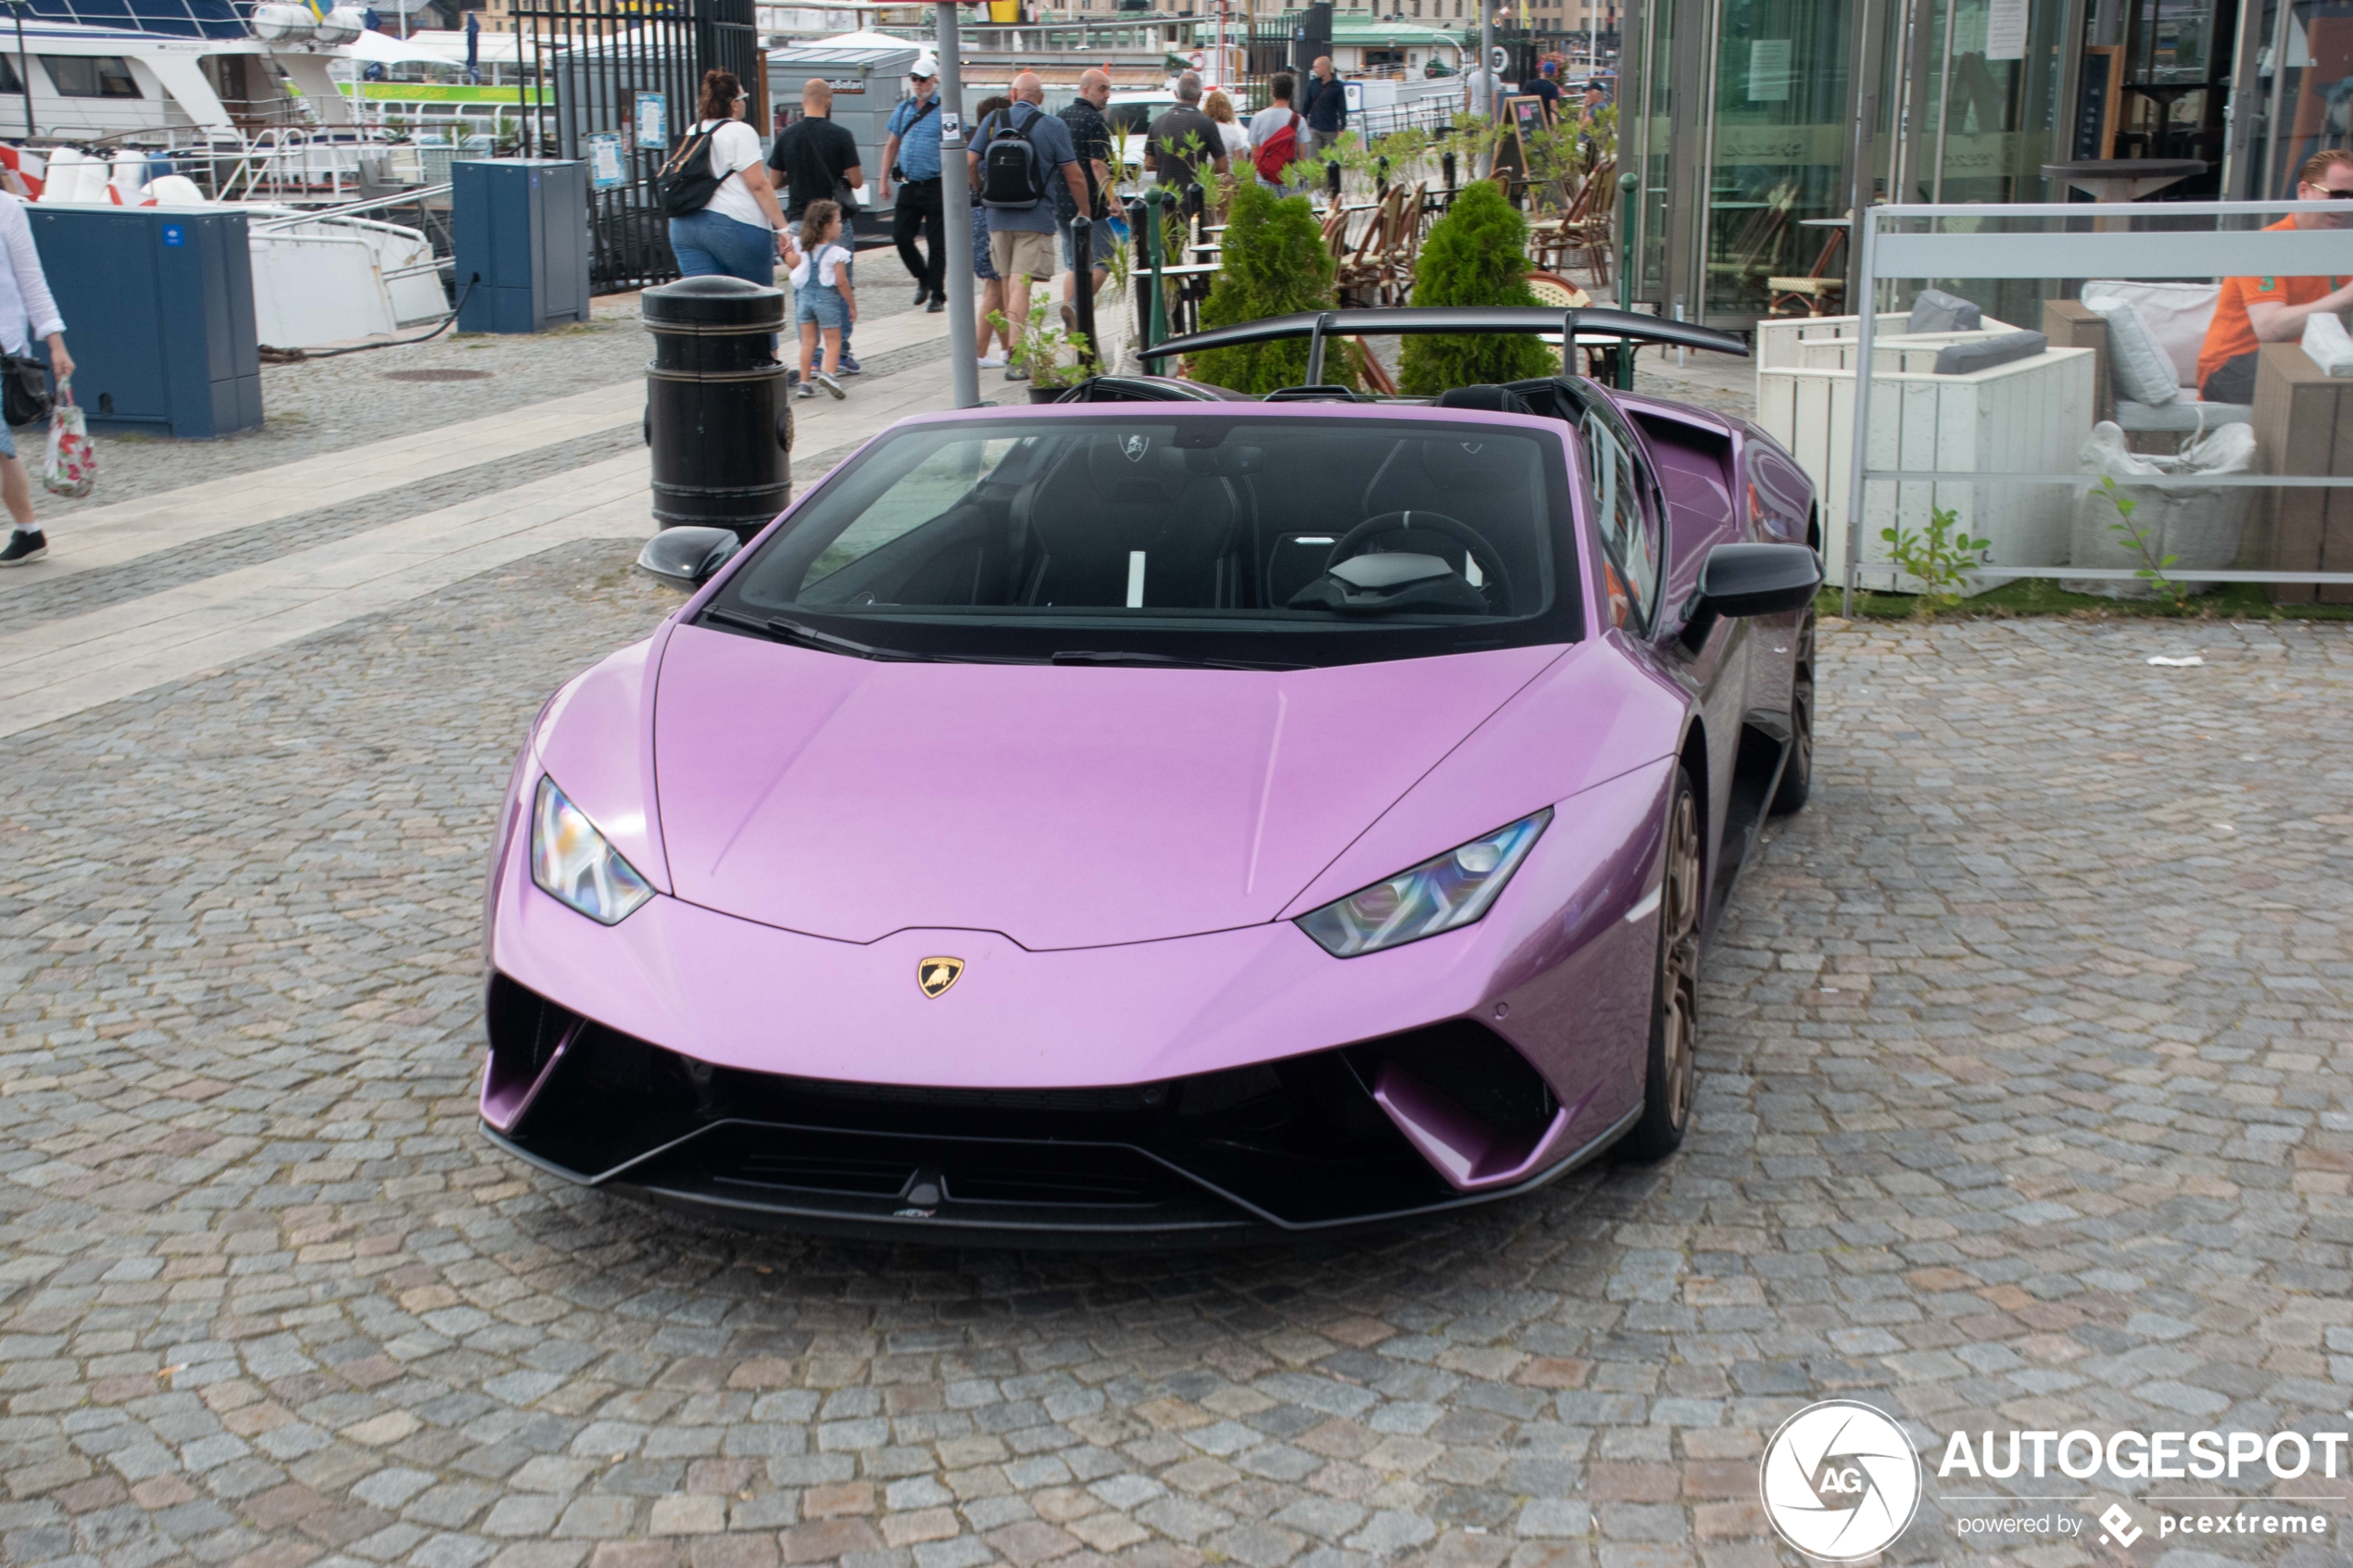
xmin=2196 ymin=148 xmax=2353 ymax=403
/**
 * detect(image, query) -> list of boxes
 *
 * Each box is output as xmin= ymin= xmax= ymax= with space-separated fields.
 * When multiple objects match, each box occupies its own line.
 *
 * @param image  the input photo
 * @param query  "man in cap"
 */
xmin=880 ymin=56 xmax=947 ymax=312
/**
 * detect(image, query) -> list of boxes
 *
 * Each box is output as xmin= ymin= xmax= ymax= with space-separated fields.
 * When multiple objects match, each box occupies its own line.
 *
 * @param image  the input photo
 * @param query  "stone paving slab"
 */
xmin=1 ymin=574 xmax=2349 ymax=1568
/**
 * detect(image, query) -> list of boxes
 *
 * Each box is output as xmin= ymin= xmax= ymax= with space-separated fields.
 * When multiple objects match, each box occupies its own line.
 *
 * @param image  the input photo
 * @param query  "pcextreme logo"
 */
xmin=1758 ymin=1400 xmax=1923 ymax=1562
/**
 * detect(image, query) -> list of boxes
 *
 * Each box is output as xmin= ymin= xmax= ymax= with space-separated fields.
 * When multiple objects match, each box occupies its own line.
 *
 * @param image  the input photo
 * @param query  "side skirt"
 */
xmin=1705 ymin=715 xmax=1793 ymax=937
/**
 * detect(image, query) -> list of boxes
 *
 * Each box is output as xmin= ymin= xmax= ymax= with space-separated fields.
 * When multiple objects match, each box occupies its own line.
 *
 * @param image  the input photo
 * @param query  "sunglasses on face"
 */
xmin=2304 ymin=183 xmax=2353 ymax=198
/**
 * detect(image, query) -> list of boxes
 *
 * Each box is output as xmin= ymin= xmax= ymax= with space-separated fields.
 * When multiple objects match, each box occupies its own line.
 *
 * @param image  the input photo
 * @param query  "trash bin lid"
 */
xmin=645 ymin=273 xmax=786 ymax=330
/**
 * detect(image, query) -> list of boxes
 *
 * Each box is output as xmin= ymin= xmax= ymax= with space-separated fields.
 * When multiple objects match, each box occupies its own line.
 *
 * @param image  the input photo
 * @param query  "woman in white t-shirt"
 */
xmin=666 ymin=69 xmax=796 ymax=290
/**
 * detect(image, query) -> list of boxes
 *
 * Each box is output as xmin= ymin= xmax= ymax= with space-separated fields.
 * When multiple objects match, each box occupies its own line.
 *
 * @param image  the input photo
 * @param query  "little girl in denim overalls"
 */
xmin=790 ymin=199 xmax=857 ymax=400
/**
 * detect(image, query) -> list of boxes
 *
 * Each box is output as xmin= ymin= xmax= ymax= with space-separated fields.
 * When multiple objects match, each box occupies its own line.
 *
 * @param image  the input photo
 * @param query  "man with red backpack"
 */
xmin=1246 ymin=73 xmax=1305 ymax=192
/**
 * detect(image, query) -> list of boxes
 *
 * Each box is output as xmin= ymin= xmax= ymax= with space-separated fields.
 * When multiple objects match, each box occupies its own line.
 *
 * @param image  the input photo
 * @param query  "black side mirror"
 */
xmin=1691 ymin=542 xmax=1821 ymax=620
xmin=636 ymin=526 xmax=741 ymax=592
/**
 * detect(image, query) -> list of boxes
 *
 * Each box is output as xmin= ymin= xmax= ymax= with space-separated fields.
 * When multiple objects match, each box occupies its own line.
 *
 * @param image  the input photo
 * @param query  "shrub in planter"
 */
xmin=1189 ymin=181 xmax=1353 ymax=394
xmin=1397 ymin=180 xmax=1558 ymax=395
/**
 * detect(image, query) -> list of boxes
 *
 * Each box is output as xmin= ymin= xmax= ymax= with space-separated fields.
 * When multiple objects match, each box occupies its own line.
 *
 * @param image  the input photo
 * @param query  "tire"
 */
xmin=1622 ymin=765 xmax=1703 ymax=1161
xmin=1769 ymin=609 xmax=1815 ymax=816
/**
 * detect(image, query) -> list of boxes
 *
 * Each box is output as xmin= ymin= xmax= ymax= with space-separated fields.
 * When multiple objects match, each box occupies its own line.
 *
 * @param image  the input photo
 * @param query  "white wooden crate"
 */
xmin=1756 ymin=320 xmax=2098 ymax=594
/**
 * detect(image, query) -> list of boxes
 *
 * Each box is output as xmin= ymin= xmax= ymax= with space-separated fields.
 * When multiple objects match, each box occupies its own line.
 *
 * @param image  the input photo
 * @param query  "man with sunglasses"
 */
xmin=2196 ymin=148 xmax=2353 ymax=404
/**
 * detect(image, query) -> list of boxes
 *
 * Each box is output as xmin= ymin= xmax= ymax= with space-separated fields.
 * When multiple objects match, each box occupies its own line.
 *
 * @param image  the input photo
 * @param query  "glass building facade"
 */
xmin=1623 ymin=0 xmax=2335 ymax=326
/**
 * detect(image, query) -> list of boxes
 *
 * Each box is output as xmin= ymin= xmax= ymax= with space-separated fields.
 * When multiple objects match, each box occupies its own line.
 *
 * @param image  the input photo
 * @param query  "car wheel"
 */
xmin=1769 ymin=610 xmax=1814 ymax=816
xmin=1623 ymin=765 xmax=1701 ymax=1161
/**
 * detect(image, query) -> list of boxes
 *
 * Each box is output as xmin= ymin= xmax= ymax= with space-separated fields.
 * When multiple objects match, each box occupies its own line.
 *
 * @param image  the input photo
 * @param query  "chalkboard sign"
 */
xmin=2073 ymin=45 xmax=2122 ymax=160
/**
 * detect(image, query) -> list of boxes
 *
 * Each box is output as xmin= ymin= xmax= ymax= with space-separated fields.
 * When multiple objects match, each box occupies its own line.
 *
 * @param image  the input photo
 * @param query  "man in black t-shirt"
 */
xmin=767 ymin=79 xmax=865 ymax=370
xmin=1056 ymin=68 xmax=1114 ymax=325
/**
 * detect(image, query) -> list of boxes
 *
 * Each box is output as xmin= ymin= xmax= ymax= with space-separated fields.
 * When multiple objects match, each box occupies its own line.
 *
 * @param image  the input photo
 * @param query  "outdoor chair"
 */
xmin=1767 ymin=222 xmax=1847 ymax=318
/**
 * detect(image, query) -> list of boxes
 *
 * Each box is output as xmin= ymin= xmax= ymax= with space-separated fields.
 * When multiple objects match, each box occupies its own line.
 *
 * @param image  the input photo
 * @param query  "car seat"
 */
xmin=1022 ymin=433 xmax=1245 ymax=608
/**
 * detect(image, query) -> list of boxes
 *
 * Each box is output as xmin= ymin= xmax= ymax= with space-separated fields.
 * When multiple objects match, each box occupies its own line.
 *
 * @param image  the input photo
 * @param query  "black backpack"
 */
xmin=979 ymin=104 xmax=1050 ymax=208
xmin=656 ymin=123 xmax=723 ymax=218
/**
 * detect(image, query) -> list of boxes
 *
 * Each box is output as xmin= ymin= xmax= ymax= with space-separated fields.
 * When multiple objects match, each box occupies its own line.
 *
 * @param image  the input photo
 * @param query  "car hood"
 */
xmin=650 ymin=623 xmax=1564 ymax=949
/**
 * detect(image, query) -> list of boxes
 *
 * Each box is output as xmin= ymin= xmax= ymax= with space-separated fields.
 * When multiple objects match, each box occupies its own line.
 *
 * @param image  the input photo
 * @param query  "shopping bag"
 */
xmin=42 ymin=379 xmax=93 ymax=499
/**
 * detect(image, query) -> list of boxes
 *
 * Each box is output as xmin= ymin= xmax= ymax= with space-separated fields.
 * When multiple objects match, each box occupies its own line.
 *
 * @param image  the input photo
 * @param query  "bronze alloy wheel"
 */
xmin=1624 ymin=766 xmax=1702 ymax=1160
xmin=1772 ymin=609 xmax=1815 ymax=815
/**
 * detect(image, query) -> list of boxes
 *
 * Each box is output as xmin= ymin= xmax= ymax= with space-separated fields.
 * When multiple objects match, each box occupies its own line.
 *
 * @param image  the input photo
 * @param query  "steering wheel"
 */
xmin=1325 ymin=510 xmax=1515 ymax=610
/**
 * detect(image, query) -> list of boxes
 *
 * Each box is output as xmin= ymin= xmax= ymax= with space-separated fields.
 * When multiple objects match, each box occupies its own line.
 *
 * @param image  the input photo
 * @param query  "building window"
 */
xmin=42 ymin=56 xmax=141 ymax=98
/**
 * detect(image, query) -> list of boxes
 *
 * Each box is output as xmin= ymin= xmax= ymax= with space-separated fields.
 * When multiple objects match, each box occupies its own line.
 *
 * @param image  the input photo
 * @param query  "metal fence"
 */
xmin=513 ymin=0 xmax=760 ymax=292
xmin=1793 ymin=200 xmax=2353 ymax=611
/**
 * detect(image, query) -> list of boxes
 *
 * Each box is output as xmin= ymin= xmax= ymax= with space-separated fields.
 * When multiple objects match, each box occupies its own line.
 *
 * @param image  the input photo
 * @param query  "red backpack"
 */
xmin=1252 ymin=111 xmax=1300 ymax=182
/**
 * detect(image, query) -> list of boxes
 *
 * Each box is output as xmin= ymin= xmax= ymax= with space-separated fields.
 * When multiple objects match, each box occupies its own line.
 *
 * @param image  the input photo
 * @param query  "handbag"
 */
xmin=42 ymin=378 xmax=92 ymax=499
xmin=2 ymin=351 xmax=51 ymax=428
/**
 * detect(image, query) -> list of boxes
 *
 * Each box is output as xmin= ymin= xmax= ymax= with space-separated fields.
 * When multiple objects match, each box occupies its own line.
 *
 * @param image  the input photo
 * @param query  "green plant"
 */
xmin=990 ymin=307 xmax=1093 ymax=388
xmin=2093 ymin=475 xmax=2192 ymax=609
xmin=1880 ymin=503 xmax=1992 ymax=612
xmin=1189 ymin=180 xmax=1351 ymax=394
xmin=1396 ymin=180 xmax=1558 ymax=395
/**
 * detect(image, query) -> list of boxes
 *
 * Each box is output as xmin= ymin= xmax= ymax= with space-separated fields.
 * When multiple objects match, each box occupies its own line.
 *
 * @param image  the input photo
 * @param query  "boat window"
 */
xmin=42 ymin=56 xmax=142 ymax=98
xmin=704 ymin=414 xmax=1582 ymax=669
xmin=0 ymin=56 xmax=17 ymax=95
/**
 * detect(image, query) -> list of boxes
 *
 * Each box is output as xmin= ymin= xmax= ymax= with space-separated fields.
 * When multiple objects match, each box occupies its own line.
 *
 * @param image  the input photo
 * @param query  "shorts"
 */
xmin=795 ymin=283 xmax=849 ymax=331
xmin=988 ymin=226 xmax=1057 ymax=281
xmin=1060 ymin=214 xmax=1113 ymax=271
xmin=0 ymin=421 xmax=15 ymax=459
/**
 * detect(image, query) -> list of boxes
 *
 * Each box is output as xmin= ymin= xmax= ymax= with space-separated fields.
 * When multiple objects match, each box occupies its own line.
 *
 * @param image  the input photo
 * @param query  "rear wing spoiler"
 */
xmin=1141 ymin=307 xmax=1749 ymax=384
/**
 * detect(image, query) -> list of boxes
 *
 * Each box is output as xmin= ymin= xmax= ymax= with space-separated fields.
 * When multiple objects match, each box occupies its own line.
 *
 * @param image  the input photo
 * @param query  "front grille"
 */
xmin=482 ymin=977 xmax=1566 ymax=1236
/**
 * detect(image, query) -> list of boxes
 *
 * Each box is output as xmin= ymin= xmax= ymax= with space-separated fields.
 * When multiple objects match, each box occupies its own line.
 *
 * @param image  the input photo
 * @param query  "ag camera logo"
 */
xmin=1760 ymin=1400 xmax=1923 ymax=1561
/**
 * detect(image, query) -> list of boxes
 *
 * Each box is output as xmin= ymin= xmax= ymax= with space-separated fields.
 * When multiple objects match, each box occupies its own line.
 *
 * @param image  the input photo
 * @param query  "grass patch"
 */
xmin=1818 ymin=579 xmax=2353 ymax=622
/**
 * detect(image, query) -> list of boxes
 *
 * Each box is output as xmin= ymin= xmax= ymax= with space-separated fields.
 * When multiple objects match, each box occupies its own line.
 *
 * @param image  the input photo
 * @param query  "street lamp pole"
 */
xmin=937 ymin=0 xmax=979 ymax=408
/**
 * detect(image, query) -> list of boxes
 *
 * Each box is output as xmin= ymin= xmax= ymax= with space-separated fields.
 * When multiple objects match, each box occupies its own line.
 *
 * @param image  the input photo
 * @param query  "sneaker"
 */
xmin=978 ymin=352 xmax=1007 ymax=369
xmin=1004 ymin=364 xmax=1029 ymax=382
xmin=1060 ymin=302 xmax=1078 ymax=336
xmin=0 ymin=528 xmax=44 ymax=566
xmin=838 ymin=352 xmax=863 ymax=375
xmin=927 ymin=295 xmax=946 ymax=313
xmin=813 ymin=370 xmax=846 ymax=399
xmin=794 ymin=381 xmax=816 ymax=399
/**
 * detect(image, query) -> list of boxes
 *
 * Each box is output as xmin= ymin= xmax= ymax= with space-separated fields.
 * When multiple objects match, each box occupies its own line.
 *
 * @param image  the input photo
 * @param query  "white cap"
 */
xmin=912 ymin=54 xmax=937 ymax=79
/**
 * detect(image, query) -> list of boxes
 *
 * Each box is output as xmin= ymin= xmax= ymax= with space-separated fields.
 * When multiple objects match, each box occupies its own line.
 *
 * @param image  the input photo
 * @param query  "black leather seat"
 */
xmin=1022 ymin=433 xmax=1242 ymax=608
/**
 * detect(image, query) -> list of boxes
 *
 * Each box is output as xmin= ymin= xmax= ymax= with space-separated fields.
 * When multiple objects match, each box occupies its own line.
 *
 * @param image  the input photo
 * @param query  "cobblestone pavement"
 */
xmin=2 ymin=569 xmax=2349 ymax=1568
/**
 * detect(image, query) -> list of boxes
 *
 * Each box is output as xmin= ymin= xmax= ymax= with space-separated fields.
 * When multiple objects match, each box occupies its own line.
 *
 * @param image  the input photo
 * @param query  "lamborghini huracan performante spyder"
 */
xmin=479 ymin=308 xmax=1823 ymax=1245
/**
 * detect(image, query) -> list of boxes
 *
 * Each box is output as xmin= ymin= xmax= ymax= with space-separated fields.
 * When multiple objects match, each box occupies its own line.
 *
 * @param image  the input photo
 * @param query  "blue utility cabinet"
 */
xmin=454 ymin=158 xmax=591 ymax=333
xmin=28 ymin=206 xmax=262 ymax=439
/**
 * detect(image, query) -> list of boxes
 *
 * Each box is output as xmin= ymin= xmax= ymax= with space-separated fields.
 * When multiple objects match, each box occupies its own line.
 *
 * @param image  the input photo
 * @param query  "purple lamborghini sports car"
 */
xmin=478 ymin=308 xmax=1822 ymax=1245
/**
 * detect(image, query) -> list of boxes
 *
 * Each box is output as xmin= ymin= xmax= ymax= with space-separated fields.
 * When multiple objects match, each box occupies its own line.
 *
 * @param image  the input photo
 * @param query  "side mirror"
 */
xmin=636 ymin=526 xmax=741 ymax=592
xmin=1690 ymin=542 xmax=1820 ymax=620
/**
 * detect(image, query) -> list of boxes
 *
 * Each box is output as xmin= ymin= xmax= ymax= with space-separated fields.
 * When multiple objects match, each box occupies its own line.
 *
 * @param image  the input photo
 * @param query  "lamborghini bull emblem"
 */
xmin=917 ymin=957 xmax=965 ymax=998
xmin=1121 ymin=434 xmax=1151 ymax=462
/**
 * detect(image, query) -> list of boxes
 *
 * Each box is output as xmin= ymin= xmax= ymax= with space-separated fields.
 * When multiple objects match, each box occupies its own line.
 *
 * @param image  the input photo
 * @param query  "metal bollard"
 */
xmin=1326 ymin=159 xmax=1341 ymax=200
xmin=642 ymin=275 xmax=792 ymax=538
xmin=1441 ymin=149 xmax=1456 ymax=194
xmin=1071 ymin=215 xmax=1099 ymax=374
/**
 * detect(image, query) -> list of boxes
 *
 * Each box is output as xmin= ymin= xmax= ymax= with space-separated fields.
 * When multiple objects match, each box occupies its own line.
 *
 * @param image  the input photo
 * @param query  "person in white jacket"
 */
xmin=0 ymin=193 xmax=72 ymax=566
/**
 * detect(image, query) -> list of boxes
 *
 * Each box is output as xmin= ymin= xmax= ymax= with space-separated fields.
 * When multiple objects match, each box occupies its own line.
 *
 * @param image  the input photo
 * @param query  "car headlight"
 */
xmin=1296 ymin=809 xmax=1551 ymax=958
xmin=530 ymin=775 xmax=653 ymax=925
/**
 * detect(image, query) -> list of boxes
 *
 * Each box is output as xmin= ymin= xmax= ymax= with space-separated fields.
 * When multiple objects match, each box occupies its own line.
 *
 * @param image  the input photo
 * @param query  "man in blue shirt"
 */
xmin=879 ymin=56 xmax=947 ymax=312
xmin=967 ymin=71 xmax=1088 ymax=381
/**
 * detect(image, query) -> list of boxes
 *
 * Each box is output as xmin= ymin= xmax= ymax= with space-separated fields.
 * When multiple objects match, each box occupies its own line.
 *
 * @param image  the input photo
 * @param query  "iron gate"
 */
xmin=513 ymin=0 xmax=761 ymax=292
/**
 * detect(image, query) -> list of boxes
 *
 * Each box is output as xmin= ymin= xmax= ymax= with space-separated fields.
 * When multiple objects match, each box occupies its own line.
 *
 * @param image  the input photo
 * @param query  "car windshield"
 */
xmin=705 ymin=415 xmax=1580 ymax=669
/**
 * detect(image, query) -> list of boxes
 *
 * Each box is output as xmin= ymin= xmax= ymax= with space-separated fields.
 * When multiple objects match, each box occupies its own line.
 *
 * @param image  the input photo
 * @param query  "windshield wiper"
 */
xmin=1050 ymin=649 xmax=1306 ymax=672
xmin=703 ymin=608 xmax=919 ymax=661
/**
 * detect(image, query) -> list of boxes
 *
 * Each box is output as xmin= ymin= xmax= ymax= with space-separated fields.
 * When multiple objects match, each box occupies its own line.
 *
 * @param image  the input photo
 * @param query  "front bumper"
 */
xmin=481 ymin=973 xmax=1637 ymax=1246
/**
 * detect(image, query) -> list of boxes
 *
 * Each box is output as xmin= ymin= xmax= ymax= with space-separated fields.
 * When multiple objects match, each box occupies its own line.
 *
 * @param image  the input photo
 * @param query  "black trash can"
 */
xmin=643 ymin=275 xmax=793 ymax=536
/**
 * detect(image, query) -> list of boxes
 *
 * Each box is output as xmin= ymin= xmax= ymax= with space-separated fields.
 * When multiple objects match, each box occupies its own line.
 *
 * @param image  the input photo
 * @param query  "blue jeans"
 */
xmin=670 ymin=209 xmax=781 ymax=356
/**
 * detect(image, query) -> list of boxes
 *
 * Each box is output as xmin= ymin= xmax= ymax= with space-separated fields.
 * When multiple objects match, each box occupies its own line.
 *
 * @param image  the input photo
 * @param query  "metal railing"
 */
xmin=1831 ymin=199 xmax=2353 ymax=612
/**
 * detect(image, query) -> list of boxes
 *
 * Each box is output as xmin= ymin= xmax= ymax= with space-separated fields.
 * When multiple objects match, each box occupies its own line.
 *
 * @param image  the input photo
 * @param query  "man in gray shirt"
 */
xmin=968 ymin=70 xmax=1089 ymax=380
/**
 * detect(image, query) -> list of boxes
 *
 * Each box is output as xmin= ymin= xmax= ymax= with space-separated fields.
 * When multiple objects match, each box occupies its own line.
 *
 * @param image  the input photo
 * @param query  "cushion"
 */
xmin=2082 ymin=279 xmax=2218 ymax=388
xmin=1932 ymin=330 xmax=2047 ymax=376
xmin=1906 ymin=288 xmax=1982 ymax=333
xmin=2081 ymin=295 xmax=2182 ymax=406
xmin=2304 ymin=310 xmax=2353 ymax=376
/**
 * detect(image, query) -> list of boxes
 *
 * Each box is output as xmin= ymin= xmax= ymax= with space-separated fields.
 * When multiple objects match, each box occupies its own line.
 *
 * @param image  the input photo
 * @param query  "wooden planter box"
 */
xmin=2253 ymin=340 xmax=2353 ymax=605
